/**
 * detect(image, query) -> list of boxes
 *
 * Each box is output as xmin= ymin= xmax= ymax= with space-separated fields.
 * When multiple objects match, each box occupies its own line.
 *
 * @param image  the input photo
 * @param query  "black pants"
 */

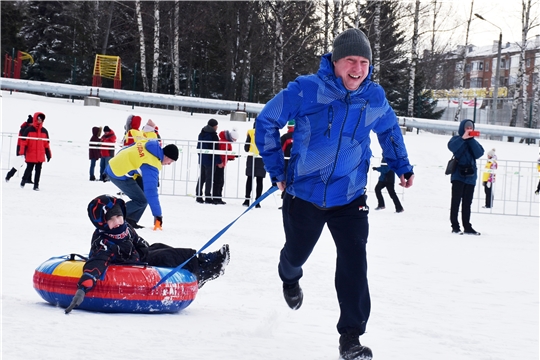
xmin=483 ymin=182 xmax=493 ymax=208
xmin=450 ymin=180 xmax=475 ymax=231
xmin=195 ymin=164 xmax=216 ymax=199
xmin=213 ymin=166 xmax=225 ymax=199
xmin=280 ymin=193 xmax=370 ymax=335
xmin=142 ymin=243 xmax=198 ymax=274
xmin=22 ymin=162 xmax=42 ymax=186
xmin=245 ymin=176 xmax=263 ymax=200
xmin=374 ymin=181 xmax=403 ymax=211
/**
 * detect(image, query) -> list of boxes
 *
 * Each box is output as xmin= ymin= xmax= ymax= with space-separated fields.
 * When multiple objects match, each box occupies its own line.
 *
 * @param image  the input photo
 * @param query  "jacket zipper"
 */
xmin=322 ymin=93 xmax=351 ymax=207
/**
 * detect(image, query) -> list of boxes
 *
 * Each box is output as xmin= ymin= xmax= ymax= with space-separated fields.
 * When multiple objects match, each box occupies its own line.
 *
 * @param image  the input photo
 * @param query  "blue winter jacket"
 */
xmin=255 ymin=53 xmax=413 ymax=208
xmin=448 ymin=119 xmax=484 ymax=185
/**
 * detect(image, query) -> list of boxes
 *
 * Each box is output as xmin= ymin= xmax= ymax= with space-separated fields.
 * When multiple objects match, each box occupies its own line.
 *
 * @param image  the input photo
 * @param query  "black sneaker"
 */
xmin=283 ymin=282 xmax=303 ymax=310
xmin=20 ymin=179 xmax=26 ymax=188
xmin=242 ymin=200 xmax=250 ymax=207
xmin=375 ymin=206 xmax=385 ymax=210
xmin=204 ymin=198 xmax=214 ymax=204
xmin=451 ymin=227 xmax=462 ymax=234
xmin=463 ymin=228 xmax=481 ymax=236
xmin=396 ymin=209 xmax=404 ymax=213
xmin=339 ymin=332 xmax=373 ymax=360
xmin=126 ymin=218 xmax=144 ymax=229
xmin=197 ymin=244 xmax=230 ymax=288
xmin=255 ymin=203 xmax=261 ymax=208
xmin=33 ymin=186 xmax=39 ymax=191
xmin=213 ymin=199 xmax=227 ymax=205
xmin=195 ymin=197 xmax=204 ymax=204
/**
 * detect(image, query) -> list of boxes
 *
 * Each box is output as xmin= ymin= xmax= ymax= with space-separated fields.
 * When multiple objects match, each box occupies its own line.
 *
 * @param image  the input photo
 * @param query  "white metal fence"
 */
xmin=2 ymin=132 xmax=538 ymax=216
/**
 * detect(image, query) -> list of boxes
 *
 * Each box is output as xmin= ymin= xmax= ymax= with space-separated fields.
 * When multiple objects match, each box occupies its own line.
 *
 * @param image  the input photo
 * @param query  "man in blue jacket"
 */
xmin=448 ymin=119 xmax=484 ymax=235
xmin=255 ymin=28 xmax=414 ymax=360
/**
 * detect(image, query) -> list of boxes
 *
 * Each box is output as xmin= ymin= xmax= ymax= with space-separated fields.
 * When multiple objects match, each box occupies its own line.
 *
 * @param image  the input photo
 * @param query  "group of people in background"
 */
xmin=89 ymin=125 xmax=117 ymax=182
xmin=195 ymin=118 xmax=268 ymax=207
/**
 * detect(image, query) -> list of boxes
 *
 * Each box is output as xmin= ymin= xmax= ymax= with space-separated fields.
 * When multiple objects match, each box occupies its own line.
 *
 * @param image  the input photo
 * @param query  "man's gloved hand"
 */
xmin=65 ymin=288 xmax=86 ymax=314
xmin=372 ymin=167 xmax=376 ymax=171
xmin=153 ymin=216 xmax=163 ymax=231
xmin=46 ymin=155 xmax=51 ymax=162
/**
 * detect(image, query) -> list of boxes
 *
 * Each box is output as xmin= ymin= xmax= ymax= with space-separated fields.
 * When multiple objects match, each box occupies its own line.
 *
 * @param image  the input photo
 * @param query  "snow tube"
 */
xmin=33 ymin=255 xmax=198 ymax=313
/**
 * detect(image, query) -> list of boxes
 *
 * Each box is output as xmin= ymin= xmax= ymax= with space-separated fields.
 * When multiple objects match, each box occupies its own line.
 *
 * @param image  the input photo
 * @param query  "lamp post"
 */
xmin=474 ymin=13 xmax=502 ymax=125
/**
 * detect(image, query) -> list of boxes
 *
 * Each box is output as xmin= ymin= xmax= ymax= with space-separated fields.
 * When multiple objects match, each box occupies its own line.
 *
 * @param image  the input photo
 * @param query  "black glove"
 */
xmin=404 ymin=172 xmax=414 ymax=180
xmin=46 ymin=155 xmax=51 ymax=162
xmin=372 ymin=167 xmax=376 ymax=171
xmin=65 ymin=288 xmax=85 ymax=314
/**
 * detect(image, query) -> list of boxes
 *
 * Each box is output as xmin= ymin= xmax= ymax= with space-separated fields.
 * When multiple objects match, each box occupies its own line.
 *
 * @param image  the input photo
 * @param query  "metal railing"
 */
xmin=2 ymin=133 xmax=538 ymax=216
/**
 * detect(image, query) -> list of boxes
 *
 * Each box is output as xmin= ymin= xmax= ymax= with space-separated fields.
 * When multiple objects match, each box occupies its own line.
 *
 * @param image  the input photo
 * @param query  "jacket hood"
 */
xmin=317 ymin=53 xmax=374 ymax=93
xmin=33 ymin=112 xmax=46 ymax=129
xmin=202 ymin=124 xmax=217 ymax=133
xmin=92 ymin=126 xmax=102 ymax=137
xmin=458 ymin=119 xmax=475 ymax=136
xmin=87 ymin=195 xmax=127 ymax=231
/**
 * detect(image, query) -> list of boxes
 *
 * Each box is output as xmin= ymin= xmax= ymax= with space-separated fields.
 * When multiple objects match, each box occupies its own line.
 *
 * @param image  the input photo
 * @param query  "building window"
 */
xmin=478 ymin=62 xmax=483 ymax=70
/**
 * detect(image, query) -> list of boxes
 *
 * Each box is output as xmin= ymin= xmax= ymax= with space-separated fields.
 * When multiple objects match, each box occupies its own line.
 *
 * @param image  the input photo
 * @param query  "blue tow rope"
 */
xmin=152 ymin=186 xmax=279 ymax=289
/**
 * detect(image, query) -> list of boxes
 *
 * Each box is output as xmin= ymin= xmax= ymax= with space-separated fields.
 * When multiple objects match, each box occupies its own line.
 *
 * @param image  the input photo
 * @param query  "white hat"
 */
xmin=228 ymin=128 xmax=239 ymax=141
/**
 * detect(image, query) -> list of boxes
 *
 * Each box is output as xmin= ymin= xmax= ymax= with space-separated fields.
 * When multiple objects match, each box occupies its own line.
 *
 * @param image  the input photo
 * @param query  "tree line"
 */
xmin=1 ymin=0 xmax=508 ymax=120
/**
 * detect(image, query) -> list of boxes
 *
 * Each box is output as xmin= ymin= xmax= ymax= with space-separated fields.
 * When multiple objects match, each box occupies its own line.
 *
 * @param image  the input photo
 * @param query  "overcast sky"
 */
xmin=417 ymin=0 xmax=539 ymax=48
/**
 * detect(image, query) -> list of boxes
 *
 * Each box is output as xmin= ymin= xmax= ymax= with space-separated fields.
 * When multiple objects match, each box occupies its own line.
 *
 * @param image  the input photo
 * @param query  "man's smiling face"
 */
xmin=333 ymin=55 xmax=370 ymax=91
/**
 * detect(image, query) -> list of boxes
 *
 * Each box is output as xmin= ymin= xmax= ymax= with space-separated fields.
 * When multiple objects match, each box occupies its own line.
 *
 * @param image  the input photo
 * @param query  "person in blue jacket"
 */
xmin=448 ymin=119 xmax=484 ymax=235
xmin=372 ymin=156 xmax=404 ymax=212
xmin=255 ymin=28 xmax=414 ymax=360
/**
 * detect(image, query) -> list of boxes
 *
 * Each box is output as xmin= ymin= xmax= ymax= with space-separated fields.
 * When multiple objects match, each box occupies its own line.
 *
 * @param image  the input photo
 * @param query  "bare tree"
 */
xmin=407 ymin=0 xmax=420 ymax=117
xmin=135 ymin=0 xmax=149 ymax=92
xmin=151 ymin=1 xmax=160 ymax=94
xmin=172 ymin=1 xmax=180 ymax=98
xmin=509 ymin=0 xmax=536 ymax=141
xmin=453 ymin=0 xmax=474 ymax=122
xmin=371 ymin=0 xmax=381 ymax=81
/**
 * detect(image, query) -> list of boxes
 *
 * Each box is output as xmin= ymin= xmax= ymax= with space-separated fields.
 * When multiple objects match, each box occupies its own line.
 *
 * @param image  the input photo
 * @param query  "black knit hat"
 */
xmin=332 ymin=28 xmax=372 ymax=63
xmin=103 ymin=126 xmax=111 ymax=132
xmin=163 ymin=144 xmax=179 ymax=161
xmin=105 ymin=202 xmax=123 ymax=221
xmin=207 ymin=118 xmax=218 ymax=127
xmin=27 ymin=115 xmax=33 ymax=123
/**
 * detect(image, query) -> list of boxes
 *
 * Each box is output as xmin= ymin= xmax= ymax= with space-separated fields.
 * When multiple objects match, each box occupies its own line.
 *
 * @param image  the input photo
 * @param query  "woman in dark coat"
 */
xmin=89 ymin=126 xmax=102 ymax=181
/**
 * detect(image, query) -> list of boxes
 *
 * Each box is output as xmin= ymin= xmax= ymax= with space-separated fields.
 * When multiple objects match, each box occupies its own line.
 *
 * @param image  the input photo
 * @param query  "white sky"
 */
xmin=434 ymin=0 xmax=539 ymax=46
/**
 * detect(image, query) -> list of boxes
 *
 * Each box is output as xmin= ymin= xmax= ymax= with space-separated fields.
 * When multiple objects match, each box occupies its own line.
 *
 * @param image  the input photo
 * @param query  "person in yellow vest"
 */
xmin=105 ymin=140 xmax=179 ymax=229
xmin=242 ymin=122 xmax=267 ymax=208
xmin=481 ymin=148 xmax=497 ymax=208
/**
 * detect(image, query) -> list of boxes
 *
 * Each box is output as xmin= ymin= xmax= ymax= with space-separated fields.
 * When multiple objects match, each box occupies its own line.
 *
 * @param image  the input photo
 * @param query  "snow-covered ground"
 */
xmin=1 ymin=91 xmax=538 ymax=360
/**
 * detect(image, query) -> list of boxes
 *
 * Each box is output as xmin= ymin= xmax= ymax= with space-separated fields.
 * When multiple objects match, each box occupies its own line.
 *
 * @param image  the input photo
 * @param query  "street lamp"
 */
xmin=474 ymin=13 xmax=502 ymax=125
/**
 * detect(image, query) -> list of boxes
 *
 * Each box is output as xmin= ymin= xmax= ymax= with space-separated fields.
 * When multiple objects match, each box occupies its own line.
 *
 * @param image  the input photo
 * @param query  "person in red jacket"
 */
xmin=122 ymin=115 xmax=142 ymax=147
xmin=99 ymin=126 xmax=117 ymax=182
xmin=89 ymin=126 xmax=102 ymax=181
xmin=212 ymin=129 xmax=239 ymax=205
xmin=19 ymin=112 xmax=52 ymax=191
xmin=5 ymin=115 xmax=33 ymax=183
